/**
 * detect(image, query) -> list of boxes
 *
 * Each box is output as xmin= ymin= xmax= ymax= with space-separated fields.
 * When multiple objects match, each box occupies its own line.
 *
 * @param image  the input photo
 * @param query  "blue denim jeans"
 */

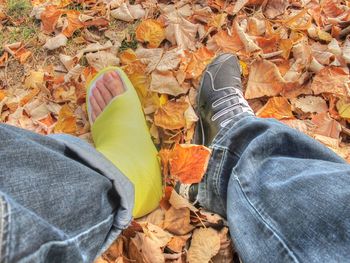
xmin=198 ymin=113 xmax=350 ymax=262
xmin=1 ymin=111 xmax=350 ymax=262
xmin=0 ymin=124 xmax=134 ymax=263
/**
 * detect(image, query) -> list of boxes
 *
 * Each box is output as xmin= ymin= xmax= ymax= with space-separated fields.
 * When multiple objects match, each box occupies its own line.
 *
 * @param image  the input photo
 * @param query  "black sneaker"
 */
xmin=194 ymin=53 xmax=254 ymax=146
xmin=176 ymin=53 xmax=254 ymax=202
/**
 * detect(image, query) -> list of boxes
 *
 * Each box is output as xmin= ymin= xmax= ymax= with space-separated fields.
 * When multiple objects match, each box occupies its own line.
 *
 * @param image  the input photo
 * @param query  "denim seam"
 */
xmin=0 ymin=195 xmax=9 ymax=263
xmin=233 ymin=176 xmax=300 ymax=263
xmin=21 ymin=213 xmax=115 ymax=261
xmin=211 ymin=144 xmax=229 ymax=213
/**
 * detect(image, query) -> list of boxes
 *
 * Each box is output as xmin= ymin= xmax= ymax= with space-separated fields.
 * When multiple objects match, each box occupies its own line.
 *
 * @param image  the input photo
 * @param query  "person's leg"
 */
xmin=199 ymin=113 xmax=350 ymax=262
xmin=175 ymin=53 xmax=350 ymax=262
xmin=86 ymin=68 xmax=162 ymax=218
xmin=0 ymin=123 xmax=134 ymax=263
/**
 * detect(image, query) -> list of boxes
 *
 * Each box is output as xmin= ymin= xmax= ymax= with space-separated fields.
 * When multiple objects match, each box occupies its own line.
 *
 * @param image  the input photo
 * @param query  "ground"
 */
xmin=1 ymin=0 xmax=350 ymax=262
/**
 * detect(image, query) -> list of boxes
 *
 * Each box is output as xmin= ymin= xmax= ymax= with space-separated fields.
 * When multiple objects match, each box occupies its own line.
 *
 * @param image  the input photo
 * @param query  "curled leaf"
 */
xmin=136 ymin=19 xmax=165 ymax=48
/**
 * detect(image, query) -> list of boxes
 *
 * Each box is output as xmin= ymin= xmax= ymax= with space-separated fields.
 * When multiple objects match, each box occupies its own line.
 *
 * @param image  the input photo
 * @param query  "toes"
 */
xmin=103 ymin=71 xmax=125 ymax=97
xmin=97 ymin=81 xmax=113 ymax=105
xmin=90 ymin=95 xmax=102 ymax=120
xmin=91 ymin=110 xmax=96 ymax=122
xmin=93 ymin=80 xmax=107 ymax=109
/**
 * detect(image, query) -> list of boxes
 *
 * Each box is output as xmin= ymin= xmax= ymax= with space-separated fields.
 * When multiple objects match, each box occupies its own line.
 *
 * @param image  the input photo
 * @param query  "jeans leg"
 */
xmin=0 ymin=124 xmax=134 ymax=263
xmin=198 ymin=114 xmax=350 ymax=262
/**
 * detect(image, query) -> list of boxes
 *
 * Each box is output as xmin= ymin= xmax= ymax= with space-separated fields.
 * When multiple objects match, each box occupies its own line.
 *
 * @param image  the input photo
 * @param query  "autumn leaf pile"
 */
xmin=1 ymin=0 xmax=350 ymax=262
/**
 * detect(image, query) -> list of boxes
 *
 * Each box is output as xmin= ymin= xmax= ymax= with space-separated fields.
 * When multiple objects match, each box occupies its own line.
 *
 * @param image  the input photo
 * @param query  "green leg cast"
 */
xmin=86 ymin=67 xmax=163 ymax=218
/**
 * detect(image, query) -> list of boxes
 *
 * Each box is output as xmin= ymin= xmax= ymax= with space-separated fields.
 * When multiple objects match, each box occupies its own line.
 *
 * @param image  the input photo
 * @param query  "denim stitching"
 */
xmin=211 ymin=144 xmax=229 ymax=213
xmin=0 ymin=195 xmax=9 ymax=263
xmin=21 ymin=213 xmax=116 ymax=262
xmin=232 ymin=176 xmax=300 ymax=262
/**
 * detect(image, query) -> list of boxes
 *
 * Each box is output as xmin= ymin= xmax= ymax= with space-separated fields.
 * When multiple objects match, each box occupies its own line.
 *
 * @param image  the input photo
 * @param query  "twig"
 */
xmin=340 ymin=25 xmax=350 ymax=39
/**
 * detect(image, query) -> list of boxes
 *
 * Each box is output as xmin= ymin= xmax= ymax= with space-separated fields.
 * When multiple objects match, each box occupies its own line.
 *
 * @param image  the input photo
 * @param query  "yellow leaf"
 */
xmin=24 ymin=71 xmax=45 ymax=89
xmin=135 ymin=19 xmax=165 ymax=48
xmin=54 ymin=104 xmax=77 ymax=134
xmin=154 ymin=101 xmax=188 ymax=130
xmin=336 ymin=99 xmax=350 ymax=119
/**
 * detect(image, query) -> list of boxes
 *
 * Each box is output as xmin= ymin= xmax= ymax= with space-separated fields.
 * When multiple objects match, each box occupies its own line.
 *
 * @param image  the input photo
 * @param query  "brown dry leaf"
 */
xmin=264 ymin=0 xmax=290 ymax=19
xmin=169 ymin=189 xmax=198 ymax=212
xmin=62 ymin=10 xmax=84 ymax=37
xmin=232 ymin=0 xmax=264 ymax=14
xmin=291 ymin=96 xmax=328 ymax=113
xmin=164 ymin=207 xmax=195 ymax=235
xmin=129 ymin=232 xmax=165 ymax=263
xmin=44 ymin=34 xmax=68 ymax=50
xmin=154 ymin=101 xmax=188 ymax=130
xmin=167 ymin=235 xmax=190 ymax=253
xmin=136 ymin=19 xmax=165 ymax=48
xmin=169 ymin=144 xmax=212 ymax=184
xmin=311 ymin=67 xmax=350 ymax=97
xmin=140 ymin=222 xmax=173 ymax=248
xmin=245 ymin=59 xmax=295 ymax=99
xmin=257 ymin=97 xmax=294 ymax=120
xmin=0 ymin=52 xmax=9 ymax=67
xmin=111 ymin=3 xmax=145 ymax=22
xmin=41 ymin=5 xmax=63 ymax=34
xmin=54 ymin=104 xmax=77 ymax=134
xmin=165 ymin=13 xmax=199 ymax=51
xmin=187 ymin=227 xmax=221 ymax=263
xmin=4 ymin=43 xmax=32 ymax=64
xmin=212 ymin=227 xmax=234 ymax=263
xmin=208 ymin=30 xmax=244 ymax=54
xmin=150 ymin=70 xmax=186 ymax=96
xmin=311 ymin=112 xmax=342 ymax=139
xmin=24 ymin=71 xmax=45 ymax=89
xmin=86 ymin=51 xmax=120 ymax=71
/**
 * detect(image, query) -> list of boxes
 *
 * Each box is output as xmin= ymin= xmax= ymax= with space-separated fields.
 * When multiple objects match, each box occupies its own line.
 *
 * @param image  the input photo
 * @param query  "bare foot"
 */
xmin=90 ymin=71 xmax=125 ymax=122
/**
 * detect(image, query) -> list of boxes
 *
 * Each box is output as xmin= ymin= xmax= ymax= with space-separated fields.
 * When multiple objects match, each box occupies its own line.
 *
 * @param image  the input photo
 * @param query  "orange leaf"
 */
xmin=311 ymin=67 xmax=350 ymax=97
xmin=285 ymin=9 xmax=312 ymax=30
xmin=20 ymin=88 xmax=40 ymax=106
xmin=135 ymin=19 xmax=165 ymax=48
xmin=119 ymin=49 xmax=138 ymax=64
xmin=210 ymin=30 xmax=244 ymax=53
xmin=312 ymin=112 xmax=341 ymax=139
xmin=83 ymin=17 xmax=109 ymax=28
xmin=41 ymin=6 xmax=63 ymax=34
xmin=257 ymin=97 xmax=294 ymax=120
xmin=169 ymin=144 xmax=212 ymax=184
xmin=0 ymin=52 xmax=8 ymax=67
xmin=154 ymin=101 xmax=188 ymax=130
xmin=322 ymin=0 xmax=345 ymax=18
xmin=245 ymin=59 xmax=295 ymax=99
xmin=183 ymin=47 xmax=215 ymax=80
xmin=54 ymin=104 xmax=77 ymax=134
xmin=62 ymin=10 xmax=84 ymax=37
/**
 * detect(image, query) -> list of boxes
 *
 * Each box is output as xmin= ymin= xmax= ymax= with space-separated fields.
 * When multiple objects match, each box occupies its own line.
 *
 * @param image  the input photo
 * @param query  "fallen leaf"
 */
xmin=291 ymin=96 xmax=328 ymax=113
xmin=111 ymin=3 xmax=145 ymax=22
xmin=86 ymin=51 xmax=120 ymax=71
xmin=311 ymin=112 xmax=341 ymax=139
xmin=150 ymin=71 xmax=186 ymax=96
xmin=311 ymin=67 xmax=350 ymax=97
xmin=245 ymin=59 xmax=295 ymax=99
xmin=169 ymin=189 xmax=198 ymax=212
xmin=187 ymin=228 xmax=220 ymax=263
xmin=140 ymin=222 xmax=173 ymax=248
xmin=44 ymin=34 xmax=68 ymax=50
xmin=257 ymin=97 xmax=294 ymax=119
xmin=264 ymin=0 xmax=290 ymax=19
xmin=54 ymin=104 xmax=77 ymax=134
xmin=169 ymin=144 xmax=211 ymax=184
xmin=154 ymin=101 xmax=188 ymax=130
xmin=336 ymin=99 xmax=350 ymax=119
xmin=164 ymin=207 xmax=194 ymax=235
xmin=165 ymin=12 xmax=199 ymax=51
xmin=182 ymin=47 xmax=215 ymax=80
xmin=62 ymin=10 xmax=84 ymax=37
xmin=40 ymin=5 xmax=63 ymax=34
xmin=136 ymin=19 xmax=165 ymax=48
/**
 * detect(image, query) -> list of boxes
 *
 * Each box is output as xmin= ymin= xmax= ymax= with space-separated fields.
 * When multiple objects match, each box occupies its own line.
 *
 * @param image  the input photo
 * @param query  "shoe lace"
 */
xmin=211 ymin=87 xmax=254 ymax=127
